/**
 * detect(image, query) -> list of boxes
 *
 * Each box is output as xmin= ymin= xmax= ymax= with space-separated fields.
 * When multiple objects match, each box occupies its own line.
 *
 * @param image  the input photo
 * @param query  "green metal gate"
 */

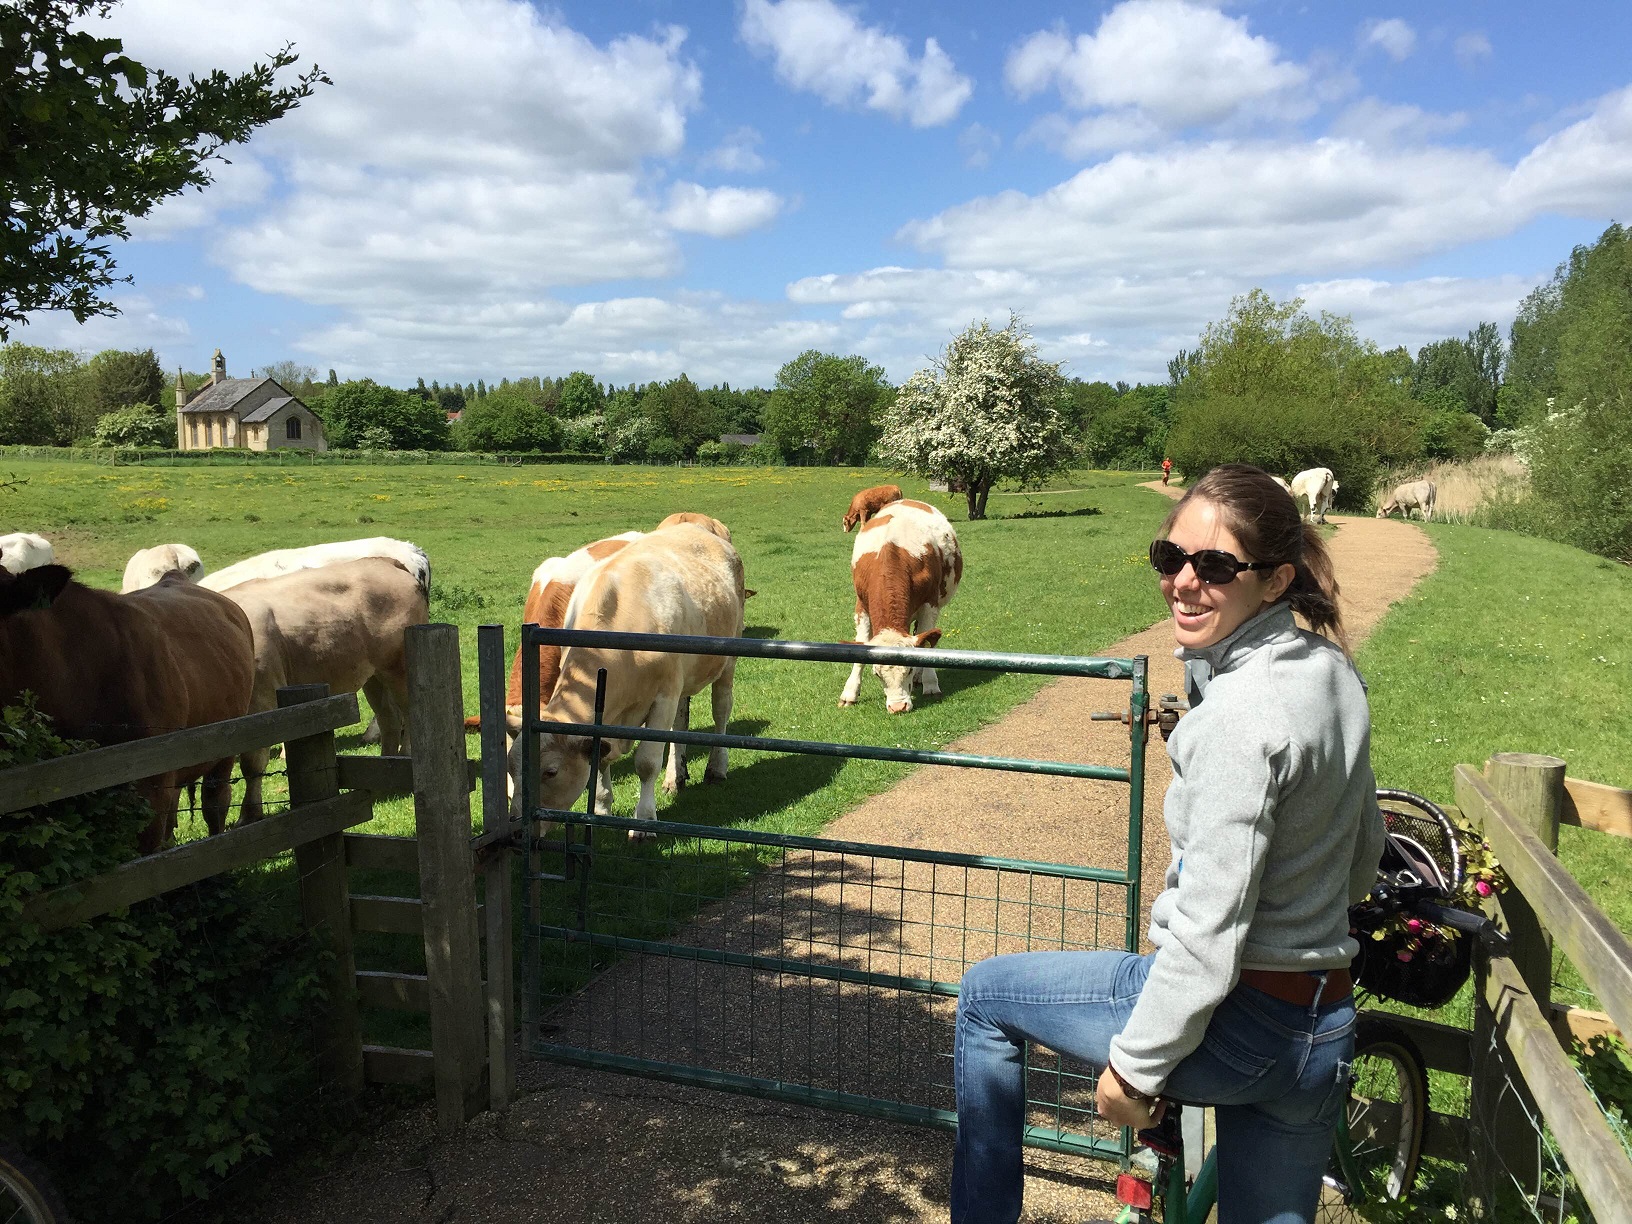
xmin=485 ymin=626 xmax=1150 ymax=1161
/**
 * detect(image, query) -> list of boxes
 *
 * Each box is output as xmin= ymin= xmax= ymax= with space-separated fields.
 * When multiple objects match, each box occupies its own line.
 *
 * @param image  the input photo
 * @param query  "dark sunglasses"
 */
xmin=1149 ymin=538 xmax=1279 ymax=584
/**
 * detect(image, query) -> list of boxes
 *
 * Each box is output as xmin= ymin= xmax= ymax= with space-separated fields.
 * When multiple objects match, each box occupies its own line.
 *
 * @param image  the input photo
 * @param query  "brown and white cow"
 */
xmin=842 ymin=484 xmax=903 ymax=532
xmin=839 ymin=499 xmax=962 ymax=714
xmin=0 ymin=565 xmax=255 ymax=853
xmin=222 ymin=558 xmax=428 ymax=822
xmin=506 ymin=526 xmax=745 ymax=831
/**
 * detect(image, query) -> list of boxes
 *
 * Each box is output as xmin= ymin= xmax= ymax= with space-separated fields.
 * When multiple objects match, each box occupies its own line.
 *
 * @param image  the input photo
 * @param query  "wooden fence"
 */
xmin=1 ymin=623 xmax=501 ymax=1135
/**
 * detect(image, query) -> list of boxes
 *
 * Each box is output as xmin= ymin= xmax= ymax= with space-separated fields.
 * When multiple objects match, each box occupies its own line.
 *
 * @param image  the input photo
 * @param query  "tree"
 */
xmin=319 ymin=379 xmax=451 ymax=451
xmin=0 ymin=342 xmax=84 ymax=444
xmin=1082 ymin=384 xmax=1170 ymax=470
xmin=1 ymin=0 xmax=328 ymax=337
xmin=256 ymin=360 xmax=317 ymax=396
xmin=1060 ymin=379 xmax=1119 ymax=439
xmin=92 ymin=400 xmax=173 ymax=447
xmin=452 ymin=388 xmax=562 ymax=453
xmin=877 ymin=315 xmax=1073 ymax=520
xmin=556 ymin=370 xmax=604 ymax=420
xmin=642 ymin=374 xmax=721 ymax=458
xmin=84 ymin=346 xmax=163 ymax=420
xmin=763 ymin=350 xmax=892 ymax=465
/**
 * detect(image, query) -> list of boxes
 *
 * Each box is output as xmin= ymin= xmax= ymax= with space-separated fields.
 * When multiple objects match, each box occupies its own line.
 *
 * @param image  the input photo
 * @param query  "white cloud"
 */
xmin=959 ymin=123 xmax=1000 ymax=169
xmin=129 ymin=157 xmax=273 ymax=239
xmin=664 ymin=183 xmax=784 ymax=237
xmin=1295 ymin=276 xmax=1534 ymax=350
xmin=1005 ymin=1 xmax=1307 ymax=131
xmin=1455 ymin=32 xmax=1493 ymax=70
xmin=700 ymin=127 xmax=768 ymax=174
xmin=1027 ymin=110 xmax=1163 ymax=156
xmin=1330 ymin=99 xmax=1468 ymax=147
xmin=19 ymin=294 xmax=193 ymax=356
xmin=739 ymin=0 xmax=972 ymax=127
xmin=1507 ymin=84 xmax=1632 ymax=216
xmin=1361 ymin=19 xmax=1416 ymax=63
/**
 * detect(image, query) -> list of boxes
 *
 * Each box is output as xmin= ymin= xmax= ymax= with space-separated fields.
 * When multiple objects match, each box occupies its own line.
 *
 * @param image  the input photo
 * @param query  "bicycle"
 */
xmin=0 ymin=1140 xmax=71 ymax=1224
xmin=1085 ymin=708 xmax=1509 ymax=1222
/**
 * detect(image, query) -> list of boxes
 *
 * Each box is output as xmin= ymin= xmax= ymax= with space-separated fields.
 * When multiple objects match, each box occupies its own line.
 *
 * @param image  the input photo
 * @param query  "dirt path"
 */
xmin=241 ymin=498 xmax=1437 ymax=1224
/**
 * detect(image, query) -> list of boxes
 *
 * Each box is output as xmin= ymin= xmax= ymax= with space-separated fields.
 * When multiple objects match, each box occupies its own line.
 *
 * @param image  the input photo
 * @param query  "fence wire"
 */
xmin=526 ymin=814 xmax=1131 ymax=1156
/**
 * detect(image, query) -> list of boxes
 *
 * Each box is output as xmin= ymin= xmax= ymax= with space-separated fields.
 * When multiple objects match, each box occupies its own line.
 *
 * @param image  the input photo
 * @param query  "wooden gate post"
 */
xmin=477 ymin=623 xmax=516 ymax=1110
xmin=1471 ymin=752 xmax=1566 ymax=1197
xmin=282 ymin=683 xmax=366 ymax=1098
xmin=407 ymin=624 xmax=487 ymax=1132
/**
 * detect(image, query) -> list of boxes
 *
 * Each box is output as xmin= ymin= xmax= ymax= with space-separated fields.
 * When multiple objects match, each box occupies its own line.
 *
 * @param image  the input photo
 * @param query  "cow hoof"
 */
xmin=837 ymin=697 xmax=856 ymax=708
xmin=627 ymin=828 xmax=658 ymax=843
xmin=704 ymin=768 xmax=728 ymax=784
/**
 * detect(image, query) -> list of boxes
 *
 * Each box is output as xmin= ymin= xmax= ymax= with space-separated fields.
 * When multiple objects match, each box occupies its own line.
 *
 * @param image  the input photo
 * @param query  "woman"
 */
xmin=952 ymin=463 xmax=1385 ymax=1224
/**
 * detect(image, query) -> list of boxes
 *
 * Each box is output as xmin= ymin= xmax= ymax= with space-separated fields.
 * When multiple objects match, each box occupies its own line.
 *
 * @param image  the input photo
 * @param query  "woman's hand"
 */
xmin=1096 ymin=1065 xmax=1167 ymax=1130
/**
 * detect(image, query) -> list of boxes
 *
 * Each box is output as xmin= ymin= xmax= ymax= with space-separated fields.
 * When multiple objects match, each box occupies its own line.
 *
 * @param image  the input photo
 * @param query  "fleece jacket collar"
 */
xmin=1179 ymin=601 xmax=1297 ymax=702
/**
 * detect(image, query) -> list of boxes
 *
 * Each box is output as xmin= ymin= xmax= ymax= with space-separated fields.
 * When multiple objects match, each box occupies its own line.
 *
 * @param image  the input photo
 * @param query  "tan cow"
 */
xmin=223 ymin=558 xmax=428 ymax=822
xmin=843 ymin=484 xmax=903 ymax=532
xmin=122 ymin=543 xmax=204 ymax=592
xmin=506 ymin=526 xmax=745 ymax=832
xmin=839 ymin=499 xmax=962 ymax=714
xmin=1377 ymin=479 xmax=1437 ymax=522
xmin=656 ymin=512 xmax=732 ymax=542
xmin=0 ymin=565 xmax=255 ymax=853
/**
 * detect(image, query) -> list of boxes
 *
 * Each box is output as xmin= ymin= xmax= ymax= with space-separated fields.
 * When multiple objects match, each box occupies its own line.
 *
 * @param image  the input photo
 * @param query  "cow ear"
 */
xmin=743 ymin=588 xmax=758 ymax=599
xmin=504 ymin=712 xmax=523 ymax=738
xmin=915 ymin=629 xmax=942 ymax=649
xmin=0 ymin=565 xmax=72 ymax=617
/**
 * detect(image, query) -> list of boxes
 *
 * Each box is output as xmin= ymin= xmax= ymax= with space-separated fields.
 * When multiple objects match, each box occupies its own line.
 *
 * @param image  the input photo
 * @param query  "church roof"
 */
xmin=240 ymin=396 xmax=296 ymax=424
xmin=179 ymin=377 xmax=272 ymax=414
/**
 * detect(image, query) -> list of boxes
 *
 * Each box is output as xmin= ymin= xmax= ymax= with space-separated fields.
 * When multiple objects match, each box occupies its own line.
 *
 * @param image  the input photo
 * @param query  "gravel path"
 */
xmin=240 ymin=498 xmax=1437 ymax=1224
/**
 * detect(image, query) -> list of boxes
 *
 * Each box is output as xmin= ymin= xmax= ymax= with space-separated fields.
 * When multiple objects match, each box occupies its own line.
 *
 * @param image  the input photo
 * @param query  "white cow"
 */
xmin=200 ymin=537 xmax=431 ymax=598
xmin=1290 ymin=467 xmax=1340 ymax=524
xmin=506 ymin=525 xmax=745 ymax=832
xmin=840 ymin=499 xmax=962 ymax=714
xmin=1377 ymin=480 xmax=1437 ymax=522
xmin=122 ymin=544 xmax=204 ymax=592
xmin=223 ymin=558 xmax=428 ymax=822
xmin=1270 ymin=475 xmax=1293 ymax=496
xmin=0 ymin=533 xmax=53 ymax=574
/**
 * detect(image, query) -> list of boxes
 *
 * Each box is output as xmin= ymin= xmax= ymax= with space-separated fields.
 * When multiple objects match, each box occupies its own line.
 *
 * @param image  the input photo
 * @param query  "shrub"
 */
xmin=694 ymin=440 xmax=727 ymax=466
xmin=93 ymin=402 xmax=176 ymax=448
xmin=1165 ymin=393 xmax=1378 ymax=510
xmin=0 ymin=699 xmax=328 ymax=1220
xmin=1419 ymin=407 xmax=1489 ymax=461
xmin=645 ymin=435 xmax=683 ymax=464
xmin=453 ymin=388 xmax=564 ymax=453
xmin=739 ymin=440 xmax=783 ymax=466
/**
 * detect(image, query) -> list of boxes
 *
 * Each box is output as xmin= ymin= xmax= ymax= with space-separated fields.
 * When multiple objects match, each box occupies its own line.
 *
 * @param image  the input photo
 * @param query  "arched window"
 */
xmin=286 ymin=416 xmax=302 ymax=440
xmin=189 ymin=420 xmax=199 ymax=447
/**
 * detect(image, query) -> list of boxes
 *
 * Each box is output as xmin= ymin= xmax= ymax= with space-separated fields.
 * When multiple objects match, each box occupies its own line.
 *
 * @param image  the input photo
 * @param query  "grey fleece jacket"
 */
xmin=1108 ymin=602 xmax=1385 ymax=1096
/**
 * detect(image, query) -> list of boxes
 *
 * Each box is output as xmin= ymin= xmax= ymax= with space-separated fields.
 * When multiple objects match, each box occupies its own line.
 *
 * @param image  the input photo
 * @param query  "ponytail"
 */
xmin=1288 ymin=524 xmax=1347 ymax=651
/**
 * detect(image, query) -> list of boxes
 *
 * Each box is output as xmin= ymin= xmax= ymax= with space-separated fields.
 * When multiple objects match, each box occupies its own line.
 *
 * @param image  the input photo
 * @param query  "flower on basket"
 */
xmin=1361 ymin=811 xmax=1511 ymax=946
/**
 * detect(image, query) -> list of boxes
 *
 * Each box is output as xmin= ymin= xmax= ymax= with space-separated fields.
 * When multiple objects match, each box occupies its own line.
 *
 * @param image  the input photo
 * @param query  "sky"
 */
xmin=19 ymin=0 xmax=1632 ymax=390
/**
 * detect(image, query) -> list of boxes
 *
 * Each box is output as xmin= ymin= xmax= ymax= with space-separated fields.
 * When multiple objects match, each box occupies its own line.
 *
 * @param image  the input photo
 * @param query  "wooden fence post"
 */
xmin=407 ymin=624 xmax=487 ymax=1133
xmin=477 ymin=623 xmax=516 ymax=1110
xmin=282 ymin=683 xmax=366 ymax=1098
xmin=1471 ymin=752 xmax=1566 ymax=1198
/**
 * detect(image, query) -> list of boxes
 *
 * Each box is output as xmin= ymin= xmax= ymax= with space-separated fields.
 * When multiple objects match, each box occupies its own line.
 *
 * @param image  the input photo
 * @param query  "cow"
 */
xmin=656 ymin=512 xmax=732 ymax=542
xmin=222 ymin=558 xmax=428 ymax=822
xmin=200 ymin=536 xmax=431 ymax=598
xmin=506 ymin=526 xmax=745 ymax=833
xmin=122 ymin=544 xmax=204 ymax=593
xmin=1290 ymin=467 xmax=1340 ymax=524
xmin=0 ymin=565 xmax=255 ymax=853
xmin=1270 ymin=475 xmax=1293 ymax=496
xmin=839 ymin=499 xmax=962 ymax=714
xmin=1377 ymin=479 xmax=1437 ymax=522
xmin=0 ymin=532 xmax=53 ymax=574
xmin=843 ymin=485 xmax=903 ymax=533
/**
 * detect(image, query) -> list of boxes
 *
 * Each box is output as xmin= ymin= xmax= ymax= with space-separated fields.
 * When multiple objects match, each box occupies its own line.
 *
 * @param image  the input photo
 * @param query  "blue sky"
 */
xmin=21 ymin=0 xmax=1632 ymax=390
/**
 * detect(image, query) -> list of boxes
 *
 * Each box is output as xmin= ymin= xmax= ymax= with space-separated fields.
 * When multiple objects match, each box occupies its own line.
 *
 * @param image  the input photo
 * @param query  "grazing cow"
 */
xmin=656 ymin=512 xmax=732 ymax=542
xmin=200 ymin=536 xmax=431 ymax=598
xmin=122 ymin=543 xmax=204 ymax=592
xmin=840 ymin=499 xmax=962 ymax=714
xmin=223 ymin=558 xmax=428 ymax=822
xmin=1377 ymin=480 xmax=1437 ymax=522
xmin=0 ymin=532 xmax=53 ymax=574
xmin=506 ymin=527 xmax=745 ymax=831
xmin=843 ymin=485 xmax=903 ymax=532
xmin=1290 ymin=467 xmax=1340 ymax=524
xmin=0 ymin=565 xmax=255 ymax=853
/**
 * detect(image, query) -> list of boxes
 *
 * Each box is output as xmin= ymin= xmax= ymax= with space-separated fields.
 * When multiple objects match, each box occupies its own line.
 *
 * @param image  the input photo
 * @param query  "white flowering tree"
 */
xmin=878 ymin=316 xmax=1074 ymax=520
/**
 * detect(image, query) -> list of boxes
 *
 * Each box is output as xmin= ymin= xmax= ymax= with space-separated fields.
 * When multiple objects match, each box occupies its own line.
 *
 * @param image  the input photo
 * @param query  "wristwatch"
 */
xmin=1107 ymin=1062 xmax=1158 ymax=1105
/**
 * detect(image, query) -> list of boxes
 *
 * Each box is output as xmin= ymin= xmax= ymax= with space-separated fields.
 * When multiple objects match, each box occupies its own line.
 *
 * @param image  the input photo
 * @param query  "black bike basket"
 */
xmin=1350 ymin=791 xmax=1475 ymax=1009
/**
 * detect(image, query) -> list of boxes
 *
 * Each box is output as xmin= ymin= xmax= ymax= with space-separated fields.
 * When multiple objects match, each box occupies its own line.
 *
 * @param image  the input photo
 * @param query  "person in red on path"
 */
xmin=1161 ymin=457 xmax=1173 ymax=486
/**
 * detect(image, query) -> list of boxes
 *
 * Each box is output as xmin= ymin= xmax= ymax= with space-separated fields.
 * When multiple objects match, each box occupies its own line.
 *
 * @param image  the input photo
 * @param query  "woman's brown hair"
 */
xmin=1160 ymin=463 xmax=1348 ymax=651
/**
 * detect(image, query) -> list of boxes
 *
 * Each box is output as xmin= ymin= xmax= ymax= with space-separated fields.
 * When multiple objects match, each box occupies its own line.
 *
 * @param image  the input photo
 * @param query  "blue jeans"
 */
xmin=952 ymin=950 xmax=1355 ymax=1224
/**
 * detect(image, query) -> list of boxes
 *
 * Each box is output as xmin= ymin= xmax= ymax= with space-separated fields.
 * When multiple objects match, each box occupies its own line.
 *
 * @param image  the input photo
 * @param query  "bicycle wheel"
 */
xmin=0 ymin=1141 xmax=71 ymax=1224
xmin=1317 ymin=1019 xmax=1428 ymax=1222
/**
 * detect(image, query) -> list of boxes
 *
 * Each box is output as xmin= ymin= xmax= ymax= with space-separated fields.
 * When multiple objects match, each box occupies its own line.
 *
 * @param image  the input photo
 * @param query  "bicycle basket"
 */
xmin=1350 ymin=790 xmax=1474 ymax=1009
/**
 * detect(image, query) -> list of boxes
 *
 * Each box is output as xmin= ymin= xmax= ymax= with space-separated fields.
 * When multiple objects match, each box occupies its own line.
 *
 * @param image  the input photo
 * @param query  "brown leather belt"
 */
xmin=1239 ymin=966 xmax=1352 ymax=1007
